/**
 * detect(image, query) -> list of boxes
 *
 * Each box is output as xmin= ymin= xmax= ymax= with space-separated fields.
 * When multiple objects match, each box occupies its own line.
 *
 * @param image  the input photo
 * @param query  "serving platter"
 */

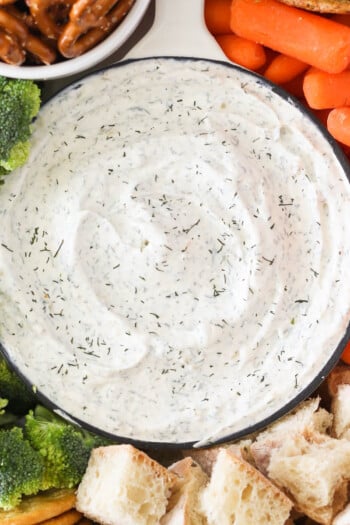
xmin=0 ymin=0 xmax=349 ymax=449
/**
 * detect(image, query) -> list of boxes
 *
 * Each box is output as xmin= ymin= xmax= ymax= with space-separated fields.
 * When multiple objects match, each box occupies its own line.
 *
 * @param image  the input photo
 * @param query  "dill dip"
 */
xmin=0 ymin=58 xmax=349 ymax=445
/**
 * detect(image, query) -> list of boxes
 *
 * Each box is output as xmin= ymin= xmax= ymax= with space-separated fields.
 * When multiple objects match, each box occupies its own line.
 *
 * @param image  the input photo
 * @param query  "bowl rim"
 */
xmin=1 ymin=55 xmax=350 ymax=449
xmin=1 ymin=324 xmax=349 ymax=450
xmin=0 ymin=0 xmax=152 ymax=81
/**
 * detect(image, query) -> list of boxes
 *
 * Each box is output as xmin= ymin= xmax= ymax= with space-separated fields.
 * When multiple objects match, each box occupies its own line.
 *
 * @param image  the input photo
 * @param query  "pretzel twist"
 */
xmin=0 ymin=0 xmax=17 ymax=6
xmin=0 ymin=6 xmax=56 ymax=64
xmin=0 ymin=7 xmax=29 ymax=43
xmin=0 ymin=28 xmax=25 ymax=64
xmin=26 ymin=31 xmax=57 ymax=63
xmin=6 ymin=4 xmax=36 ymax=30
xmin=26 ymin=0 xmax=76 ymax=39
xmin=58 ymin=0 xmax=134 ymax=58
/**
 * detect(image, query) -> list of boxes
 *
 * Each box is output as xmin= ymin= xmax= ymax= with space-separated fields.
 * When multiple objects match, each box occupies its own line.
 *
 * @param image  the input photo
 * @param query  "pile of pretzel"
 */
xmin=0 ymin=0 xmax=135 ymax=65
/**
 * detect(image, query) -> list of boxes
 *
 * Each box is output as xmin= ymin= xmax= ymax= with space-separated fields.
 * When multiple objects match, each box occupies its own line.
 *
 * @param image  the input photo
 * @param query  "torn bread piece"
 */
xmin=183 ymin=440 xmax=252 ymax=476
xmin=76 ymin=444 xmax=178 ymax=525
xmin=161 ymin=457 xmax=208 ymax=525
xmin=267 ymin=433 xmax=350 ymax=525
xmin=182 ymin=448 xmax=220 ymax=477
xmin=0 ymin=488 xmax=76 ymax=525
xmin=333 ymin=503 xmax=350 ymax=525
xmin=327 ymin=366 xmax=350 ymax=397
xmin=200 ymin=448 xmax=293 ymax=525
xmin=40 ymin=509 xmax=83 ymax=524
xmin=259 ymin=397 xmax=332 ymax=437
xmin=251 ymin=397 xmax=332 ymax=474
xmin=331 ymin=383 xmax=350 ymax=439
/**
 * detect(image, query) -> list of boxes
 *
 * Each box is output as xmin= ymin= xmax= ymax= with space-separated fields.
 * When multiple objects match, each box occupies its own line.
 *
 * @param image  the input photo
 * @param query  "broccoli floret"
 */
xmin=0 ymin=77 xmax=40 ymax=178
xmin=24 ymin=406 xmax=110 ymax=490
xmin=0 ymin=413 xmax=18 ymax=428
xmin=0 ymin=427 xmax=44 ymax=510
xmin=0 ymin=356 xmax=36 ymax=413
xmin=0 ymin=398 xmax=17 ymax=427
xmin=0 ymin=398 xmax=7 ymax=416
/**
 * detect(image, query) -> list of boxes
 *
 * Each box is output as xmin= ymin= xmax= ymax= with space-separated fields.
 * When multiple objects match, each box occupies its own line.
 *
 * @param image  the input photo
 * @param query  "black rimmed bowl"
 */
xmin=0 ymin=0 xmax=349 ymax=450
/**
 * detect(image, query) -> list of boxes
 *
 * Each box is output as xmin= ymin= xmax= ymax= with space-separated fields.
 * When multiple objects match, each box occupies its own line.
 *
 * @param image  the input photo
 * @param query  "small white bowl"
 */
xmin=0 ymin=0 xmax=152 ymax=81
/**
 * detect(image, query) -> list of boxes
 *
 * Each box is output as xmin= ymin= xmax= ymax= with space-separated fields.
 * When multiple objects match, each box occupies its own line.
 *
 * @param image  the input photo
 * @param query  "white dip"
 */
xmin=0 ymin=58 xmax=349 ymax=445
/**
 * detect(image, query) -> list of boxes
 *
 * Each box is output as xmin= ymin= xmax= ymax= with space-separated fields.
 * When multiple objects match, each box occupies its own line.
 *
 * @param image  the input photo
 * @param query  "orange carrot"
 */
xmin=303 ymin=68 xmax=350 ymax=109
xmin=341 ymin=144 xmax=350 ymax=158
xmin=230 ymin=0 xmax=350 ymax=74
xmin=310 ymin=108 xmax=331 ymax=127
xmin=259 ymin=48 xmax=278 ymax=71
xmin=216 ymin=34 xmax=266 ymax=70
xmin=327 ymin=107 xmax=350 ymax=147
xmin=341 ymin=339 xmax=350 ymax=365
xmin=331 ymin=13 xmax=350 ymax=27
xmin=264 ymin=54 xmax=308 ymax=84
xmin=281 ymin=73 xmax=306 ymax=99
xmin=205 ymin=0 xmax=232 ymax=35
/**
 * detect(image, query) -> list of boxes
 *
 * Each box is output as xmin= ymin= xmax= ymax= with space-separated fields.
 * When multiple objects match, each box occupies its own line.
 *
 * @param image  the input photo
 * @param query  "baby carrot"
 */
xmin=311 ymin=108 xmax=330 ymax=127
xmin=303 ymin=68 xmax=350 ymax=109
xmin=230 ymin=0 xmax=350 ymax=74
xmin=216 ymin=34 xmax=266 ymax=70
xmin=205 ymin=0 xmax=232 ymax=35
xmin=331 ymin=13 xmax=350 ymax=27
xmin=281 ymin=74 xmax=305 ymax=99
xmin=340 ymin=339 xmax=350 ymax=365
xmin=327 ymin=107 xmax=350 ymax=147
xmin=264 ymin=54 xmax=308 ymax=84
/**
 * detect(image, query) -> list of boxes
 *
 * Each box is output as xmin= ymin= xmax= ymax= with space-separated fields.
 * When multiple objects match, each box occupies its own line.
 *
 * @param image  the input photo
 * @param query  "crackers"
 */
xmin=275 ymin=0 xmax=350 ymax=14
xmin=40 ymin=509 xmax=83 ymax=524
xmin=0 ymin=488 xmax=76 ymax=525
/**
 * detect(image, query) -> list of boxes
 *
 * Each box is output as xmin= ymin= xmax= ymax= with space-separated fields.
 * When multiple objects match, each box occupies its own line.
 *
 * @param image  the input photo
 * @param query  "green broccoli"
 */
xmin=24 ymin=405 xmax=110 ymax=490
xmin=0 ymin=355 xmax=36 ymax=413
xmin=0 ymin=426 xmax=44 ymax=510
xmin=0 ymin=397 xmax=18 ymax=427
xmin=0 ymin=398 xmax=7 ymax=416
xmin=0 ymin=76 xmax=41 ymax=178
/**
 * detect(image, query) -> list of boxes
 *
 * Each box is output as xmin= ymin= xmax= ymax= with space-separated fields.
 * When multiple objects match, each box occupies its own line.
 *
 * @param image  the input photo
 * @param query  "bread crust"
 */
xmin=267 ymin=433 xmax=350 ymax=525
xmin=200 ymin=448 xmax=293 ymax=524
xmin=161 ymin=458 xmax=208 ymax=525
xmin=327 ymin=366 xmax=350 ymax=397
xmin=76 ymin=444 xmax=178 ymax=525
xmin=224 ymin=449 xmax=293 ymax=510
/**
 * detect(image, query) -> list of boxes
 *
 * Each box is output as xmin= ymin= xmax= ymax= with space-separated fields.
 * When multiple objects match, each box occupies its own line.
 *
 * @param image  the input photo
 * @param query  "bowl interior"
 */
xmin=0 ymin=57 xmax=349 ymax=448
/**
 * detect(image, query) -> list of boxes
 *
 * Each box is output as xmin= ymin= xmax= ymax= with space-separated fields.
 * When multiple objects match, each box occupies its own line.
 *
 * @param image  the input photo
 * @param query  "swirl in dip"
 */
xmin=0 ymin=58 xmax=349 ymax=445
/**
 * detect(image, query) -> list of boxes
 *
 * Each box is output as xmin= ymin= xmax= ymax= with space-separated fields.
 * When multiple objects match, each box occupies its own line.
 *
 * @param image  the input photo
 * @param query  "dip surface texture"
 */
xmin=0 ymin=58 xmax=349 ymax=445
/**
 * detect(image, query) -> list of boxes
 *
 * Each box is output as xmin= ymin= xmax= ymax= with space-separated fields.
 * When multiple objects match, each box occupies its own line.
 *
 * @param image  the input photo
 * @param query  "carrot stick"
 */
xmin=230 ymin=0 xmax=350 ymax=74
xmin=311 ymin=108 xmax=330 ymax=127
xmin=331 ymin=14 xmax=350 ymax=27
xmin=205 ymin=0 xmax=232 ymax=35
xmin=264 ymin=54 xmax=308 ymax=84
xmin=327 ymin=107 xmax=350 ymax=147
xmin=216 ymin=34 xmax=266 ymax=70
xmin=281 ymin=73 xmax=305 ymax=99
xmin=341 ymin=339 xmax=350 ymax=365
xmin=303 ymin=68 xmax=350 ymax=109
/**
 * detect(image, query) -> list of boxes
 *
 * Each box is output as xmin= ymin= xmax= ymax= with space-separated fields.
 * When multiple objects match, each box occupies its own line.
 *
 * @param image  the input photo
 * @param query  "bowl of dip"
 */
xmin=0 ymin=0 xmax=349 ymax=449
xmin=0 ymin=0 xmax=152 ymax=81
